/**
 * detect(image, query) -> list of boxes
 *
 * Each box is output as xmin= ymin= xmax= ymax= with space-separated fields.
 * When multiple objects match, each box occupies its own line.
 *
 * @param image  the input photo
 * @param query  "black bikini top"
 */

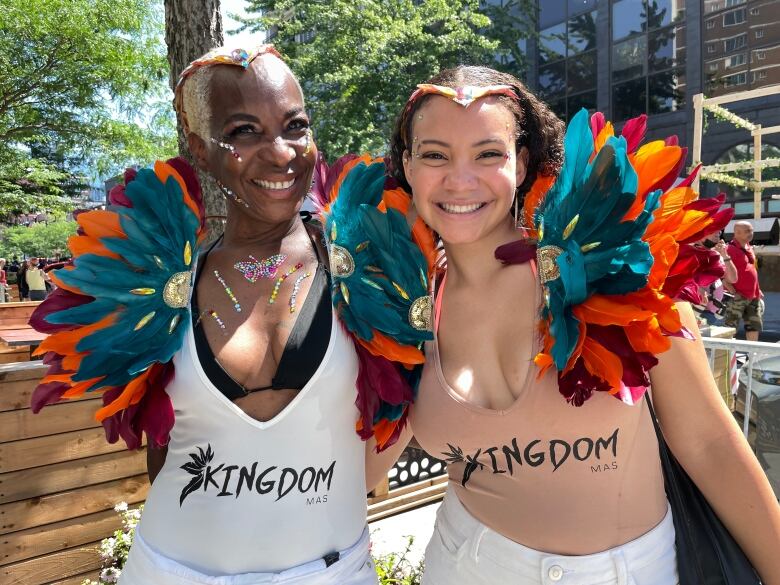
xmin=190 ymin=226 xmax=332 ymax=401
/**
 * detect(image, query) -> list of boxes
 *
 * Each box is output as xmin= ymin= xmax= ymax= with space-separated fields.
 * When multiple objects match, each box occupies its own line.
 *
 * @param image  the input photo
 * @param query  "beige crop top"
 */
xmin=409 ymin=269 xmax=668 ymax=556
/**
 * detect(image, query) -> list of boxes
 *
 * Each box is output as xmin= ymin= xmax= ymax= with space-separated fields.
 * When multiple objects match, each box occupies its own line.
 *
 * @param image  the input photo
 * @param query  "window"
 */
xmin=612 ymin=35 xmax=647 ymax=82
xmin=709 ymin=62 xmax=720 ymax=71
xmin=755 ymin=29 xmax=764 ymax=39
xmin=567 ymin=91 xmax=597 ymax=120
xmin=568 ymin=0 xmax=597 ymax=17
xmin=756 ymin=50 xmax=767 ymax=60
xmin=567 ymin=52 xmax=597 ymax=93
xmin=726 ymin=53 xmax=747 ymax=68
xmin=612 ymin=0 xmax=645 ymax=40
xmin=568 ymin=11 xmax=597 ymax=54
xmin=750 ymin=7 xmax=759 ymax=16
xmin=649 ymin=28 xmax=677 ymax=71
xmin=649 ymin=69 xmax=685 ymax=113
xmin=612 ymin=78 xmax=647 ymax=121
xmin=723 ymin=8 xmax=746 ymax=26
xmin=540 ymin=23 xmax=567 ymax=64
xmin=540 ymin=0 xmax=567 ymax=28
xmin=724 ymin=34 xmax=747 ymax=52
xmin=723 ymin=72 xmax=747 ymax=86
xmin=707 ymin=20 xmax=716 ymax=29
xmin=708 ymin=44 xmax=717 ymax=53
xmin=538 ymin=62 xmax=567 ymax=98
xmin=725 ymin=0 xmax=746 ymax=6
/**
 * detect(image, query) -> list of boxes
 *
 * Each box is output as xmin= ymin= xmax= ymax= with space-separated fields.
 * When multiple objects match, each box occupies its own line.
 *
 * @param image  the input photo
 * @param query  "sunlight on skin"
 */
xmin=454 ymin=368 xmax=474 ymax=392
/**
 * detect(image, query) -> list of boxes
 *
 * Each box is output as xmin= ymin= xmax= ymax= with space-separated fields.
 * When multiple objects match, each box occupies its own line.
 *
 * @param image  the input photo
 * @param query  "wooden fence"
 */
xmin=0 ymin=361 xmax=149 ymax=585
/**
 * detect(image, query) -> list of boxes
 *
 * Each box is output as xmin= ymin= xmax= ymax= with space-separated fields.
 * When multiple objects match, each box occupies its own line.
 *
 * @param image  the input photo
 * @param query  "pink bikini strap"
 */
xmin=433 ymin=271 xmax=447 ymax=337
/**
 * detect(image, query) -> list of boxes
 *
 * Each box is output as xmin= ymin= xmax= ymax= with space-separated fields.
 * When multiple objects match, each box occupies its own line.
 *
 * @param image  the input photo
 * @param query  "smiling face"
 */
xmin=402 ymin=96 xmax=528 ymax=247
xmin=189 ymin=54 xmax=315 ymax=225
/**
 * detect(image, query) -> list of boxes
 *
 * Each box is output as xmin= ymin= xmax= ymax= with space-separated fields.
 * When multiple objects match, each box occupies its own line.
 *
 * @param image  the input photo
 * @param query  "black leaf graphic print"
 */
xmin=462 ymin=449 xmax=485 ymax=487
xmin=441 ymin=443 xmax=464 ymax=464
xmin=179 ymin=443 xmax=213 ymax=505
xmin=179 ymin=474 xmax=204 ymax=506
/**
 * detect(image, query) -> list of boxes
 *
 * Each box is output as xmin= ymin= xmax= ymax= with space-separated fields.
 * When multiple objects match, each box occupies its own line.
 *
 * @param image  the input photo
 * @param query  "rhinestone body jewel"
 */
xmin=289 ymin=272 xmax=311 ymax=313
xmin=269 ymin=263 xmax=304 ymax=304
xmin=210 ymin=137 xmax=243 ymax=162
xmin=234 ymin=254 xmax=287 ymax=283
xmin=214 ymin=270 xmax=241 ymax=312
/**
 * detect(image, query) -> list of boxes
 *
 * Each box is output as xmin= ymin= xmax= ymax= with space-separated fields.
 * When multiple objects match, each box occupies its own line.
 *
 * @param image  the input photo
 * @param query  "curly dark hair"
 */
xmin=388 ymin=66 xmax=564 ymax=204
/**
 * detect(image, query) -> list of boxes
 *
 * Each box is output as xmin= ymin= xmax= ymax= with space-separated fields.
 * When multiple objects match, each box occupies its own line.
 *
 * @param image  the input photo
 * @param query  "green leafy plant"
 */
xmin=373 ymin=535 xmax=425 ymax=585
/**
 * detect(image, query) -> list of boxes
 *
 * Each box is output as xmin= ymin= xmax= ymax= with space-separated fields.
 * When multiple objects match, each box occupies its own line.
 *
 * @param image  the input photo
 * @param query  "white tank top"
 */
xmin=137 ymin=310 xmax=367 ymax=575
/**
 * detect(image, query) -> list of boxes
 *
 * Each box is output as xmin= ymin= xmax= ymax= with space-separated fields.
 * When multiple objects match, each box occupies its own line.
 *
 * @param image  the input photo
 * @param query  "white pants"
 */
xmin=119 ymin=526 xmax=377 ymax=585
xmin=423 ymin=489 xmax=678 ymax=585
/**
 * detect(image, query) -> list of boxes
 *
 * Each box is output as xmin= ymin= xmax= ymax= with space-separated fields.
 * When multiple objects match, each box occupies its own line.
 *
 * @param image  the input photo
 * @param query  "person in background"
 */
xmin=25 ymin=258 xmax=49 ymax=301
xmin=724 ymin=221 xmax=763 ymax=340
xmin=17 ymin=260 xmax=29 ymax=301
xmin=0 ymin=258 xmax=7 ymax=303
xmin=697 ymin=231 xmax=737 ymax=324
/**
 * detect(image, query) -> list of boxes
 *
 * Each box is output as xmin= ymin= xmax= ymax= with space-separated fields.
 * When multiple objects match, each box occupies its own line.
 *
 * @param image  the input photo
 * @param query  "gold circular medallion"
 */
xmin=163 ymin=271 xmax=192 ymax=308
xmin=409 ymin=295 xmax=433 ymax=331
xmin=537 ymin=245 xmax=563 ymax=284
xmin=330 ymin=244 xmax=355 ymax=278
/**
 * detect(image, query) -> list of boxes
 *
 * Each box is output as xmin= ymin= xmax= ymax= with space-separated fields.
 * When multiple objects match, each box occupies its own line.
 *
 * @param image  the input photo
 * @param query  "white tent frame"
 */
xmin=692 ymin=84 xmax=780 ymax=219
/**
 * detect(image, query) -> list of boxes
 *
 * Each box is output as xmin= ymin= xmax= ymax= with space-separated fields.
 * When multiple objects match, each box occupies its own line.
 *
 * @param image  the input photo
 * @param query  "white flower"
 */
xmin=99 ymin=567 xmax=121 ymax=583
xmin=114 ymin=502 xmax=129 ymax=513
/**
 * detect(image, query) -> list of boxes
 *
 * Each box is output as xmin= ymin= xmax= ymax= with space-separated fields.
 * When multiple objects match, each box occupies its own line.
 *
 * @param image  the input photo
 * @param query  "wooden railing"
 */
xmin=0 ymin=361 xmax=149 ymax=584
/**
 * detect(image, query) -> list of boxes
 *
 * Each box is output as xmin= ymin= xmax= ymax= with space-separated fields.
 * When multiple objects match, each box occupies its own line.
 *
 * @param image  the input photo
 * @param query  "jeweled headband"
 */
xmin=400 ymin=83 xmax=518 ymax=146
xmin=173 ymin=44 xmax=283 ymax=136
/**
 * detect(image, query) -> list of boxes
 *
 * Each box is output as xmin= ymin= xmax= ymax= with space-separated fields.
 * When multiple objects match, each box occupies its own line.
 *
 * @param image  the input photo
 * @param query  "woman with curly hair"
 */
xmin=381 ymin=65 xmax=780 ymax=584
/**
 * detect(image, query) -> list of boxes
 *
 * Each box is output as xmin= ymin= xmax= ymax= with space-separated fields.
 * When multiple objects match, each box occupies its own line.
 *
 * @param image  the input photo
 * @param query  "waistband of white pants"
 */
xmin=437 ymin=486 xmax=675 ymax=580
xmin=123 ymin=525 xmax=372 ymax=585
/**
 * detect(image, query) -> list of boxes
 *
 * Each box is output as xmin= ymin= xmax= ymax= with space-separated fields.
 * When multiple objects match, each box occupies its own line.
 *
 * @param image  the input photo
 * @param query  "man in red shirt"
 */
xmin=724 ymin=221 xmax=763 ymax=340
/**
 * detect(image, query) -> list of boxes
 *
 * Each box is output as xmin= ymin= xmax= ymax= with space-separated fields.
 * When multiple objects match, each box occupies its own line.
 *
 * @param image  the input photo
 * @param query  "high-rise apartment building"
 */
xmin=525 ymin=0 xmax=780 ymax=216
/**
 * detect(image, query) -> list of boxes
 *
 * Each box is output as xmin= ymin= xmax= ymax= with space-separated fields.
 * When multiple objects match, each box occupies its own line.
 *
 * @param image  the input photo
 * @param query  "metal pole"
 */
xmin=743 ymin=352 xmax=755 ymax=438
xmin=753 ymin=125 xmax=762 ymax=219
xmin=692 ymin=93 xmax=704 ymax=193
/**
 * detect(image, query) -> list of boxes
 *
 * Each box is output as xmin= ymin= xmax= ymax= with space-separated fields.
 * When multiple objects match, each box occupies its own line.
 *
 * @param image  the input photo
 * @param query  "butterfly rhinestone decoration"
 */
xmin=233 ymin=254 xmax=287 ymax=283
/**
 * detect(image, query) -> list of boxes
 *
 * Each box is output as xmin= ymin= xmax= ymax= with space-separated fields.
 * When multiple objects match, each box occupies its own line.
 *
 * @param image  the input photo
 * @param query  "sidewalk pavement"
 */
xmin=369 ymin=501 xmax=440 ymax=565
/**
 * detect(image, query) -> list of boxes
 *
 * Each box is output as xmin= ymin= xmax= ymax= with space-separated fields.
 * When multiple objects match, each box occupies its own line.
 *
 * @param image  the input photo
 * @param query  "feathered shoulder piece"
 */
xmin=314 ymin=154 xmax=436 ymax=451
xmin=497 ymin=109 xmax=733 ymax=406
xmin=29 ymin=158 xmax=206 ymax=449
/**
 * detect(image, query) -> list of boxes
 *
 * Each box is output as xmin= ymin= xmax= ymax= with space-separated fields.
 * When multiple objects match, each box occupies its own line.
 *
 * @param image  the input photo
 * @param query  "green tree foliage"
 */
xmin=0 ymin=0 xmax=176 ymax=175
xmin=0 ymin=220 xmax=78 ymax=259
xmin=0 ymin=150 xmax=77 ymax=220
xmin=241 ymin=0 xmax=515 ymax=157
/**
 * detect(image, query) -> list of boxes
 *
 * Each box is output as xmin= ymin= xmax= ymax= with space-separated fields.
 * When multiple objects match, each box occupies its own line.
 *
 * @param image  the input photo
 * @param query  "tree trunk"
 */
xmin=164 ymin=0 xmax=225 ymax=241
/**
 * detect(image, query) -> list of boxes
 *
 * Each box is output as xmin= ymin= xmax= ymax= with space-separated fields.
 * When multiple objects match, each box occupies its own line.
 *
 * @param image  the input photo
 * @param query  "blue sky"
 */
xmin=221 ymin=0 xmax=262 ymax=47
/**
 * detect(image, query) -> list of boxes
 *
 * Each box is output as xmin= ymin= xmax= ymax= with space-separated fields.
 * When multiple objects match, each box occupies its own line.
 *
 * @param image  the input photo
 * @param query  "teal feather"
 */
xmin=537 ymin=108 xmax=658 ymax=370
xmin=48 ymin=164 xmax=200 ymax=391
xmin=325 ymin=158 xmax=432 ymax=348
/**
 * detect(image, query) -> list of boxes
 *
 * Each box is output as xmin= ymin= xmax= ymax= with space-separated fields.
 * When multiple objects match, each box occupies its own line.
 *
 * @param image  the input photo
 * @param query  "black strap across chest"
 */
xmin=190 ymin=229 xmax=332 ymax=401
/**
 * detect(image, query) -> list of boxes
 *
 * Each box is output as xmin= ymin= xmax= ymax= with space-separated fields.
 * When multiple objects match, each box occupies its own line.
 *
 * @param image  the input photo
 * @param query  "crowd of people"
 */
xmin=0 ymin=256 xmax=60 ymax=302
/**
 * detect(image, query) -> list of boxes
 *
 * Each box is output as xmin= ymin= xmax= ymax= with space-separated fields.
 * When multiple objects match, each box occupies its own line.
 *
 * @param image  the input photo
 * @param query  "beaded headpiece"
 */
xmin=400 ymin=83 xmax=518 ymax=146
xmin=173 ymin=44 xmax=283 ymax=136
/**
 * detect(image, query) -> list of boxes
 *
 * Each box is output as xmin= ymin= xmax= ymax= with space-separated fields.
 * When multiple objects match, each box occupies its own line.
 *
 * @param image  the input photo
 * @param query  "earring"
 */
xmin=216 ymin=179 xmax=249 ymax=209
xmin=513 ymin=195 xmax=525 ymax=231
xmin=303 ymin=129 xmax=313 ymax=156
